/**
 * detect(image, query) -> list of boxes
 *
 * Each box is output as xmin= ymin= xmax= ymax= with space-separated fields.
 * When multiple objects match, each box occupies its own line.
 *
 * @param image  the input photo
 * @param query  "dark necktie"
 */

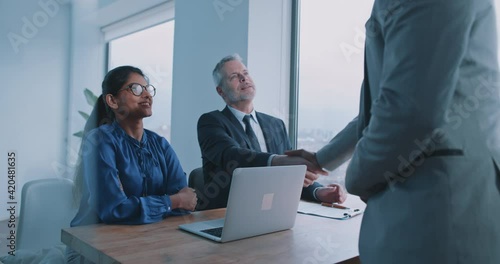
xmin=243 ymin=115 xmax=261 ymax=152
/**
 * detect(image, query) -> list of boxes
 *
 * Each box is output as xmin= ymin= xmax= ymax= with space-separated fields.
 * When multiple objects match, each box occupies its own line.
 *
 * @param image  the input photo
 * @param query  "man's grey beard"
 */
xmin=224 ymin=87 xmax=256 ymax=104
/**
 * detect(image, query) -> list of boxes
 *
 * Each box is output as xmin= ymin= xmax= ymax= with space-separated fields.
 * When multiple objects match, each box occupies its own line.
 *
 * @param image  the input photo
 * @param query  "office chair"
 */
xmin=189 ymin=167 xmax=211 ymax=211
xmin=17 ymin=178 xmax=78 ymax=252
xmin=188 ymin=167 xmax=204 ymax=192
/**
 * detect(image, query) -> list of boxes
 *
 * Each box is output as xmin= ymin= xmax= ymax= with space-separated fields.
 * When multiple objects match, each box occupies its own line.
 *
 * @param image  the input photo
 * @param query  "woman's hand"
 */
xmin=170 ymin=187 xmax=198 ymax=211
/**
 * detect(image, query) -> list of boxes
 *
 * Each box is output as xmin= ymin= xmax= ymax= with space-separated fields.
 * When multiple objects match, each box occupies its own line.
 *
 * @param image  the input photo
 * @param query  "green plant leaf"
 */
xmin=84 ymin=88 xmax=98 ymax=106
xmin=73 ymin=89 xmax=98 ymax=138
xmin=73 ymin=131 xmax=84 ymax=138
xmin=78 ymin=111 xmax=90 ymax=120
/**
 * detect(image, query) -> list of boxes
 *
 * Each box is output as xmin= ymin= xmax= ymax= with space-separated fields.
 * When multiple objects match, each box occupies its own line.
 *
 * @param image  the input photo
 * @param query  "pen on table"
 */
xmin=321 ymin=202 xmax=361 ymax=212
xmin=321 ymin=202 xmax=349 ymax=210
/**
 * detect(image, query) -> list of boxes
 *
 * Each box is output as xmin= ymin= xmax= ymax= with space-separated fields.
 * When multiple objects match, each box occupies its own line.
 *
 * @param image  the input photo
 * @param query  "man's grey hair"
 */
xmin=212 ymin=53 xmax=244 ymax=87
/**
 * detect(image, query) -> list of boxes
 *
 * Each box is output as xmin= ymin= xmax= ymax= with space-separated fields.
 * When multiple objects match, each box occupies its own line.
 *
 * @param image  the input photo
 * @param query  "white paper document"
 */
xmin=297 ymin=201 xmax=364 ymax=220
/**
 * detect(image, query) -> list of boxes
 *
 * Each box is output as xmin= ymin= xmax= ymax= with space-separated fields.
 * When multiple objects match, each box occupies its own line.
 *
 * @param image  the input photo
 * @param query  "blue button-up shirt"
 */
xmin=71 ymin=121 xmax=188 ymax=226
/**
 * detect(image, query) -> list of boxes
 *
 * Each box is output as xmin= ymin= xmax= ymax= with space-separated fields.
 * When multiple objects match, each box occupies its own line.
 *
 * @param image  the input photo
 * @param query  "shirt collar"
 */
xmin=227 ymin=105 xmax=258 ymax=123
xmin=112 ymin=121 xmax=148 ymax=147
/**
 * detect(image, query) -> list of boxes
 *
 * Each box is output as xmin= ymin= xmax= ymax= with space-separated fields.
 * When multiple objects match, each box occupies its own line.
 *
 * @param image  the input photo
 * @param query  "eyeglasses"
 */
xmin=119 ymin=83 xmax=156 ymax=97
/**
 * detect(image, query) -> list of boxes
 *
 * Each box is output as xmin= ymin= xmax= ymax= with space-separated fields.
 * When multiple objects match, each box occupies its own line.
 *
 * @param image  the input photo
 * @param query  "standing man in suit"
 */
xmin=287 ymin=0 xmax=500 ymax=263
xmin=197 ymin=54 xmax=346 ymax=210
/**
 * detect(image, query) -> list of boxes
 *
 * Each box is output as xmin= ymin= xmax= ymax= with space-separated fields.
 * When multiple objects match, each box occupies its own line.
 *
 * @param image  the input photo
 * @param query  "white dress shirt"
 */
xmin=227 ymin=105 xmax=268 ymax=152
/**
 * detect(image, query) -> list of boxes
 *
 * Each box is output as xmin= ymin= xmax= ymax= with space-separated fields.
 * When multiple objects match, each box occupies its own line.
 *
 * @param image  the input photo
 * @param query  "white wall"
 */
xmin=171 ymin=0 xmax=292 ymax=174
xmin=170 ymin=0 xmax=250 ymax=173
xmin=66 ymin=0 xmax=106 ymax=178
xmin=0 ymin=0 xmax=71 ymax=220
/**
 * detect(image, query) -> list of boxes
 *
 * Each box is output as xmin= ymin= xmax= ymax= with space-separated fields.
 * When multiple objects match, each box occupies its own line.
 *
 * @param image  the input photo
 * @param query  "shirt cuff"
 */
xmin=162 ymin=194 xmax=173 ymax=212
xmin=267 ymin=154 xmax=277 ymax=166
xmin=312 ymin=187 xmax=321 ymax=202
xmin=315 ymin=149 xmax=329 ymax=170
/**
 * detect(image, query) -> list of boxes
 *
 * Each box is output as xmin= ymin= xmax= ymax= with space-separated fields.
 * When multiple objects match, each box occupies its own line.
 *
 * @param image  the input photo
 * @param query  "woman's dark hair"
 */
xmin=73 ymin=66 xmax=145 ymax=204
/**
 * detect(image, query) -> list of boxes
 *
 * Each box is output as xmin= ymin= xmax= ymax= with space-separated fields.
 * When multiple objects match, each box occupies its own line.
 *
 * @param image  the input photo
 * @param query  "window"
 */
xmin=107 ymin=21 xmax=175 ymax=140
xmin=498 ymin=1 xmax=500 ymax=63
xmin=295 ymin=1 xmax=373 ymax=184
xmin=295 ymin=1 xmax=500 ymax=186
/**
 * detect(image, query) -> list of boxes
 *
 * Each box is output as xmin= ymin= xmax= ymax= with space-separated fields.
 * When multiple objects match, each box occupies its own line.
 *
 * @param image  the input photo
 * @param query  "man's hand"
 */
xmin=271 ymin=154 xmax=327 ymax=176
xmin=271 ymin=155 xmax=327 ymax=187
xmin=170 ymin=187 xmax=198 ymax=211
xmin=315 ymin=184 xmax=347 ymax=204
xmin=285 ymin=149 xmax=323 ymax=170
xmin=303 ymin=171 xmax=320 ymax=187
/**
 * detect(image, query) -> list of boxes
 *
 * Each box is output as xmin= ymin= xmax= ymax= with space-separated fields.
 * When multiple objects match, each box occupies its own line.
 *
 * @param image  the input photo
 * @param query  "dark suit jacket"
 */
xmin=197 ymin=106 xmax=321 ymax=210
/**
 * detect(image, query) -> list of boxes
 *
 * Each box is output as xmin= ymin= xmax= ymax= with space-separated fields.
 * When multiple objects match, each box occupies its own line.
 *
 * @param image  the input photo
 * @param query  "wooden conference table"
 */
xmin=61 ymin=196 xmax=365 ymax=264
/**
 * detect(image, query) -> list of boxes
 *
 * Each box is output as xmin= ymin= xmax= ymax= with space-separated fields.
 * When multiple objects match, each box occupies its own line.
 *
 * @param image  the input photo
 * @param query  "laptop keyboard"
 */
xmin=201 ymin=227 xmax=223 ymax=238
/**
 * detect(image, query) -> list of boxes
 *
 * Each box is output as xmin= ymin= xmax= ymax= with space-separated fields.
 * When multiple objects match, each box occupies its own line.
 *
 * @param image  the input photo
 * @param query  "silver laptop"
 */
xmin=179 ymin=165 xmax=306 ymax=243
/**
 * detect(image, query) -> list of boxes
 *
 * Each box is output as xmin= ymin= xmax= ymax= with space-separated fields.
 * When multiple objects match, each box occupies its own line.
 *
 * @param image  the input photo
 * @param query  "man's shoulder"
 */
xmin=199 ymin=109 xmax=225 ymax=121
xmin=200 ymin=109 xmax=223 ymax=116
xmin=197 ymin=109 xmax=233 ymax=128
xmin=256 ymin=111 xmax=285 ymax=123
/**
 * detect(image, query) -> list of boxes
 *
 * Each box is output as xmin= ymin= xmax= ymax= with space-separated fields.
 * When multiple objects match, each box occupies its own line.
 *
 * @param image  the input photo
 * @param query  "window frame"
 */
xmin=101 ymin=1 xmax=175 ymax=43
xmin=288 ymin=0 xmax=301 ymax=149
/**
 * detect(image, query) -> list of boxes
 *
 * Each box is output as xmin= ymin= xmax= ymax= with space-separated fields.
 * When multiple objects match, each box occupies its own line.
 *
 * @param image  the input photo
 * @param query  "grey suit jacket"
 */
xmin=316 ymin=0 xmax=500 ymax=263
xmin=197 ymin=106 xmax=321 ymax=210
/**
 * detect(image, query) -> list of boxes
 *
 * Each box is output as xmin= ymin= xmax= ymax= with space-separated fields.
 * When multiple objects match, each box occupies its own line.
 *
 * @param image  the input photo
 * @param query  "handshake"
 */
xmin=271 ymin=149 xmax=346 ymax=204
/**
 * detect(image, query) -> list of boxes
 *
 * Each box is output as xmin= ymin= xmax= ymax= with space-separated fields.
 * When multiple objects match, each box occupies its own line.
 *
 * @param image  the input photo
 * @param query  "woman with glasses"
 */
xmin=67 ymin=66 xmax=197 ymax=264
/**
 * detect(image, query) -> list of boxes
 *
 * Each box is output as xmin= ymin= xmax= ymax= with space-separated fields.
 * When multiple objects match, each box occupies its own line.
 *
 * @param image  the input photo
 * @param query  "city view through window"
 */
xmin=297 ymin=1 xmax=372 ymax=186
